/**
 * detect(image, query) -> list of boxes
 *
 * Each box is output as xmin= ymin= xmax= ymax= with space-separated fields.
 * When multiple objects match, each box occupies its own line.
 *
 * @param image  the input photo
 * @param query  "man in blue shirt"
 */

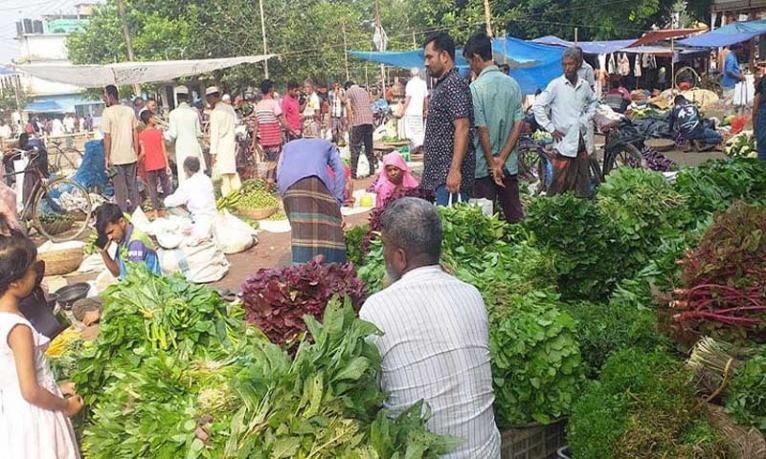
xmin=721 ymin=45 xmax=745 ymax=103
xmin=670 ymin=95 xmax=722 ymax=150
xmin=95 ymin=203 xmax=161 ymax=279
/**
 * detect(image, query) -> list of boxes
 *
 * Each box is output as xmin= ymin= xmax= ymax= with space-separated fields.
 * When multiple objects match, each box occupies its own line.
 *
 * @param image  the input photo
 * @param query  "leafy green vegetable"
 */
xmin=568 ymin=349 xmax=730 ymax=459
xmin=726 ymin=348 xmax=766 ymax=431
xmin=345 ymin=224 xmax=370 ymax=268
xmin=489 ymin=290 xmax=585 ymax=427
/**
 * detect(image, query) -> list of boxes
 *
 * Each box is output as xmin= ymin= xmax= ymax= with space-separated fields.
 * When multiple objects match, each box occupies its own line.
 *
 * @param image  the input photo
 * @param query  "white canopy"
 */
xmin=13 ymin=55 xmax=276 ymax=87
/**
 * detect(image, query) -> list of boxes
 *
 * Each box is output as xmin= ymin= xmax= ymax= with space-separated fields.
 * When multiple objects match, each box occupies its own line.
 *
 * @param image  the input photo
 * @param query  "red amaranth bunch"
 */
xmin=672 ymin=202 xmax=766 ymax=331
xmin=241 ymin=256 xmax=367 ymax=347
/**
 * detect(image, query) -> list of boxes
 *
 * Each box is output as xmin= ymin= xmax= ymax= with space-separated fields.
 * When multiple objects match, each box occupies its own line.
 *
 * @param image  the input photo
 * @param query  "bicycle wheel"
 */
xmin=55 ymin=148 xmax=82 ymax=176
xmin=602 ymin=143 xmax=642 ymax=178
xmin=32 ymin=178 xmax=93 ymax=242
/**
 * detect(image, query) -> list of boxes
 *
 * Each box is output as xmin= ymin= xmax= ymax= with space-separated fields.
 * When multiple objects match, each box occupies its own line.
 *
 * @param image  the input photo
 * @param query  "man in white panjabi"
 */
xmin=164 ymin=156 xmax=217 ymax=239
xmin=206 ymin=86 xmax=240 ymax=196
xmin=403 ymin=67 xmax=428 ymax=153
xmin=360 ymin=197 xmax=501 ymax=459
xmin=166 ymin=86 xmax=205 ymax=187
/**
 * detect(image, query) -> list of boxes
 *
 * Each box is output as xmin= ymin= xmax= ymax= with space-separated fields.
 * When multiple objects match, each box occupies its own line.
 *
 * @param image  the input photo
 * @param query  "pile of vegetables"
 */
xmin=673 ymin=159 xmax=766 ymax=217
xmin=640 ymin=146 xmax=675 ymax=172
xmin=241 ymin=256 xmax=367 ymax=347
xmin=234 ymin=179 xmax=280 ymax=210
xmin=568 ymin=349 xmax=731 ymax=459
xmin=725 ymin=132 xmax=757 ymax=159
xmin=672 ymin=202 xmax=766 ymax=340
xmin=725 ymin=347 xmax=766 ymax=430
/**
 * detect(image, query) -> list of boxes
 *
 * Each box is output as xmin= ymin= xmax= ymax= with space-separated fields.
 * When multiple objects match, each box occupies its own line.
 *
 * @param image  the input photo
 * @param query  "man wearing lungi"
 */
xmin=277 ymin=138 xmax=346 ymax=264
xmin=533 ymin=47 xmax=597 ymax=197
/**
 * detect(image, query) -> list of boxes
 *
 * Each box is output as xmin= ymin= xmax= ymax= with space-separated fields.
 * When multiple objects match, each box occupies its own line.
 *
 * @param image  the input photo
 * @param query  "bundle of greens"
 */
xmin=725 ymin=347 xmax=766 ymax=432
xmin=597 ymin=168 xmax=691 ymax=274
xmin=225 ymin=298 xmax=458 ymax=458
xmin=568 ymin=349 xmax=731 ymax=459
xmin=489 ymin=290 xmax=585 ymax=427
xmin=240 ymin=257 xmax=367 ymax=347
xmin=561 ymin=299 xmax=670 ymax=378
xmin=71 ymin=268 xmax=243 ymax=406
xmin=673 ymin=159 xmax=766 ymax=219
xmin=672 ymin=202 xmax=766 ymax=340
xmin=523 ymin=193 xmax=623 ymax=301
xmin=345 ymin=224 xmax=370 ymax=267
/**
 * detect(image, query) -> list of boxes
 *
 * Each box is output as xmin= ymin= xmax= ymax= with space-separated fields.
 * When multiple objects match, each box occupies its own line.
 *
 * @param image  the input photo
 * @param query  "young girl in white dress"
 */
xmin=0 ymin=216 xmax=83 ymax=458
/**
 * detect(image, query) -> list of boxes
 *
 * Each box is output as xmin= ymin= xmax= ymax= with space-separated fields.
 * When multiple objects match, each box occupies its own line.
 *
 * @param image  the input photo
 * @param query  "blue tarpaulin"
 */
xmin=679 ymin=20 xmax=766 ymax=48
xmin=349 ymin=36 xmax=564 ymax=95
xmin=25 ymin=100 xmax=66 ymax=113
xmin=532 ymin=36 xmax=636 ymax=55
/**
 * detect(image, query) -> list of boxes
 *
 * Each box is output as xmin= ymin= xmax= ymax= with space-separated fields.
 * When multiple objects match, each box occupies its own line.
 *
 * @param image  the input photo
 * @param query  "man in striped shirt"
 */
xmin=360 ymin=197 xmax=501 ymax=458
xmin=253 ymin=79 xmax=291 ymax=184
xmin=345 ymin=81 xmax=376 ymax=179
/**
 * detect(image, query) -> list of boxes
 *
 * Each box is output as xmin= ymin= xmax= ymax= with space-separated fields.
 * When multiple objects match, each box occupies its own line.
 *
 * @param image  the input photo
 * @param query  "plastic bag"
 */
xmin=212 ymin=210 xmax=258 ymax=254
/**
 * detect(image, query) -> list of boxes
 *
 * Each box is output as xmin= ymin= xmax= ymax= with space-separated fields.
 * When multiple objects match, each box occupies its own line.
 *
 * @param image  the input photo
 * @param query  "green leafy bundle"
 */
xmin=81 ymin=353 xmax=246 ymax=459
xmin=598 ymin=168 xmax=691 ymax=274
xmin=489 ymin=290 xmax=585 ymax=427
xmin=345 ymin=224 xmax=370 ymax=268
xmin=568 ymin=349 xmax=730 ymax=459
xmin=726 ymin=348 xmax=766 ymax=431
xmin=673 ymin=158 xmax=766 ymax=219
xmin=225 ymin=298 xmax=458 ymax=458
xmin=523 ymin=193 xmax=623 ymax=301
xmin=561 ymin=300 xmax=670 ymax=378
xmin=71 ymin=268 xmax=243 ymax=406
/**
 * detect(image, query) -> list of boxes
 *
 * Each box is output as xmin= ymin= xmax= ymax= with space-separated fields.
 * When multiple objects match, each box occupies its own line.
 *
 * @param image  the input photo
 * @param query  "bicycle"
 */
xmin=601 ymin=119 xmax=644 ymax=179
xmin=48 ymin=139 xmax=83 ymax=176
xmin=3 ymin=149 xmax=93 ymax=242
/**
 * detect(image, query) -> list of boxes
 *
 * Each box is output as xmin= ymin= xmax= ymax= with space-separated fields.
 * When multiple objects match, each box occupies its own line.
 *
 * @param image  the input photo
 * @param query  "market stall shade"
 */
xmin=679 ymin=19 xmax=766 ymax=48
xmin=532 ymin=36 xmax=635 ymax=55
xmin=12 ymin=55 xmax=276 ymax=88
xmin=24 ymin=99 xmax=66 ymax=113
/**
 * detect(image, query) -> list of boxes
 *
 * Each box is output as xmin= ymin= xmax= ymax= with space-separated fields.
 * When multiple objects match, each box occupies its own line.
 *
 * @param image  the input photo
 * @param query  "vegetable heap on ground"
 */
xmin=217 ymin=178 xmax=280 ymax=212
xmin=62 ymin=268 xmax=455 ymax=458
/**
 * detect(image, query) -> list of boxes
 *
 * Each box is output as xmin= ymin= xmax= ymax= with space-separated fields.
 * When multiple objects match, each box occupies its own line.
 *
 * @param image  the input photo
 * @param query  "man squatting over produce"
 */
xmin=360 ymin=197 xmax=502 ymax=458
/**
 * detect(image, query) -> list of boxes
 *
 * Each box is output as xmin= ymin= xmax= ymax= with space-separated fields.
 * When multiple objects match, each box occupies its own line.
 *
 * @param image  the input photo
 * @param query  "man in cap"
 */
xmin=166 ymin=86 xmax=205 ymax=186
xmin=403 ymin=67 xmax=428 ymax=153
xmin=206 ymin=86 xmax=240 ymax=196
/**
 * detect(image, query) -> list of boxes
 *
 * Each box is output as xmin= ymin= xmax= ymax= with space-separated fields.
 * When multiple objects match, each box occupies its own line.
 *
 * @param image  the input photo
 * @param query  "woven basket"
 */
xmin=38 ymin=247 xmax=84 ymax=276
xmin=501 ymin=419 xmax=567 ymax=459
xmin=237 ymin=206 xmax=278 ymax=220
xmin=40 ymin=218 xmax=74 ymax=236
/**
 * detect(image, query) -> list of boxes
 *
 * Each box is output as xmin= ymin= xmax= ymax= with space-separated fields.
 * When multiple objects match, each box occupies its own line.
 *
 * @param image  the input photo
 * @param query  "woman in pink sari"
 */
xmin=374 ymin=152 xmax=419 ymax=208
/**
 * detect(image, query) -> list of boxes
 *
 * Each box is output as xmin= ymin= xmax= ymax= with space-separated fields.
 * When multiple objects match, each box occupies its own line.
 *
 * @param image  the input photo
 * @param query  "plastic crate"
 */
xmin=500 ymin=419 xmax=567 ymax=459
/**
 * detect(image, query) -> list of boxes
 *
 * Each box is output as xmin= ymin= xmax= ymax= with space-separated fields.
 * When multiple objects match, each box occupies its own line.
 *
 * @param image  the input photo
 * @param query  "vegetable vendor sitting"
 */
xmin=95 ymin=203 xmax=161 ymax=280
xmin=163 ymin=156 xmax=218 ymax=239
xmin=670 ymin=95 xmax=723 ymax=152
xmin=372 ymin=152 xmax=419 ymax=208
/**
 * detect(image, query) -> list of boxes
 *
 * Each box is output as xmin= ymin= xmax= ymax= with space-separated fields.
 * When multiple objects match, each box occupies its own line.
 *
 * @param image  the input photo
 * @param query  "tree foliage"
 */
xmin=67 ymin=0 xmax=711 ymax=88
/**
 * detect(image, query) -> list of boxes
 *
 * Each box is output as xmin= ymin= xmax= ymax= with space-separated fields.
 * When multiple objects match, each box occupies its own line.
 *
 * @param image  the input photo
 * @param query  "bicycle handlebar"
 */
xmin=2 ymin=149 xmax=41 ymax=176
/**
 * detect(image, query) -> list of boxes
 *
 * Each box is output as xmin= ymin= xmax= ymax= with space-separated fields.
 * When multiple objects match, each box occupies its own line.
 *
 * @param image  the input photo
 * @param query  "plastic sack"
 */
xmin=158 ymin=239 xmax=230 ymax=283
xmin=212 ymin=210 xmax=258 ymax=254
xmin=469 ymin=198 xmax=493 ymax=216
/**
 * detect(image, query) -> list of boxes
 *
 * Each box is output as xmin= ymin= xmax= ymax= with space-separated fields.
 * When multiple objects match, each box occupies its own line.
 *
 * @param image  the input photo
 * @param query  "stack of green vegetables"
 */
xmin=63 ymin=268 xmax=455 ymax=458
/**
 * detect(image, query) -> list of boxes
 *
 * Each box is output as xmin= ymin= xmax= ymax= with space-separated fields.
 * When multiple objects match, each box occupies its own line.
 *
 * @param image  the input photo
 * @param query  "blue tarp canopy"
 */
xmin=25 ymin=100 xmax=66 ymax=113
xmin=349 ymin=36 xmax=564 ymax=95
xmin=532 ymin=36 xmax=635 ymax=55
xmin=679 ymin=20 xmax=766 ymax=48
xmin=348 ymin=49 xmax=470 ymax=70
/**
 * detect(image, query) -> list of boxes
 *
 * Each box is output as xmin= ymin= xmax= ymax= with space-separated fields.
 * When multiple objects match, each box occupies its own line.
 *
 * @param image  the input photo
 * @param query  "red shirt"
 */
xmin=139 ymin=127 xmax=166 ymax=171
xmin=281 ymin=95 xmax=302 ymax=133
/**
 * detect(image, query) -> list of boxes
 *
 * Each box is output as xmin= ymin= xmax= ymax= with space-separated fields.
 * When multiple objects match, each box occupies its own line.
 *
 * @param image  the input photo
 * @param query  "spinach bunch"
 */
xmin=226 ymin=298 xmax=457 ymax=458
xmin=568 ymin=349 xmax=730 ymax=459
xmin=345 ymin=224 xmax=370 ymax=267
xmin=726 ymin=348 xmax=766 ymax=431
xmin=489 ymin=290 xmax=585 ymax=427
xmin=524 ymin=193 xmax=623 ymax=301
xmin=598 ymin=168 xmax=691 ymax=275
xmin=674 ymin=158 xmax=766 ymax=220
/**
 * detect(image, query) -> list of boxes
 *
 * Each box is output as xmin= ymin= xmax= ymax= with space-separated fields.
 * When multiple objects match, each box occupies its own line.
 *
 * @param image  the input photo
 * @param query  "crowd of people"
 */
xmin=0 ymin=114 xmax=95 ymax=141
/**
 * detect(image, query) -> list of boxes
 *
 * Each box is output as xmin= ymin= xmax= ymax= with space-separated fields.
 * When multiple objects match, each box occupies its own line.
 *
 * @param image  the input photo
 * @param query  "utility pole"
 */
xmin=574 ymin=27 xmax=579 ymax=44
xmin=258 ymin=0 xmax=269 ymax=78
xmin=374 ymin=0 xmax=386 ymax=97
xmin=483 ymin=0 xmax=493 ymax=37
xmin=342 ymin=22 xmax=350 ymax=81
xmin=412 ymin=31 xmax=417 ymax=48
xmin=115 ymin=0 xmax=141 ymax=96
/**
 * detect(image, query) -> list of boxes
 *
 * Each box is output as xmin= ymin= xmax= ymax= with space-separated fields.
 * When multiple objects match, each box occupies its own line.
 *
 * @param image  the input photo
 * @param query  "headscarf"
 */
xmin=374 ymin=152 xmax=419 ymax=208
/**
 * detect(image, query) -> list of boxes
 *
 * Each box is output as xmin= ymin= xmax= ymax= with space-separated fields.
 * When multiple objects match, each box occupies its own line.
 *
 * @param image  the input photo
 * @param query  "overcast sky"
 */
xmin=0 ymin=0 xmax=102 ymax=65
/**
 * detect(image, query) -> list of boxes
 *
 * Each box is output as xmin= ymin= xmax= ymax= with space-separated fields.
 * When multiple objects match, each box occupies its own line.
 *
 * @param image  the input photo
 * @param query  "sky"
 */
xmin=0 ymin=0 xmax=101 ymax=65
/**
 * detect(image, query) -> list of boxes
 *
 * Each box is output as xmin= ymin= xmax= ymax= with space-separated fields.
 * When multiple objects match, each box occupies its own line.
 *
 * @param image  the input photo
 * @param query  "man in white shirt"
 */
xmin=533 ymin=47 xmax=597 ymax=197
xmin=302 ymin=80 xmax=321 ymax=138
xmin=166 ymin=86 xmax=205 ymax=186
xmin=207 ymin=86 xmax=240 ymax=196
xmin=164 ymin=156 xmax=217 ymax=238
xmin=51 ymin=117 xmax=65 ymax=136
xmin=0 ymin=119 xmax=11 ymax=140
xmin=63 ymin=114 xmax=75 ymax=134
xmin=403 ymin=67 xmax=428 ymax=152
xmin=360 ymin=197 xmax=501 ymax=459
